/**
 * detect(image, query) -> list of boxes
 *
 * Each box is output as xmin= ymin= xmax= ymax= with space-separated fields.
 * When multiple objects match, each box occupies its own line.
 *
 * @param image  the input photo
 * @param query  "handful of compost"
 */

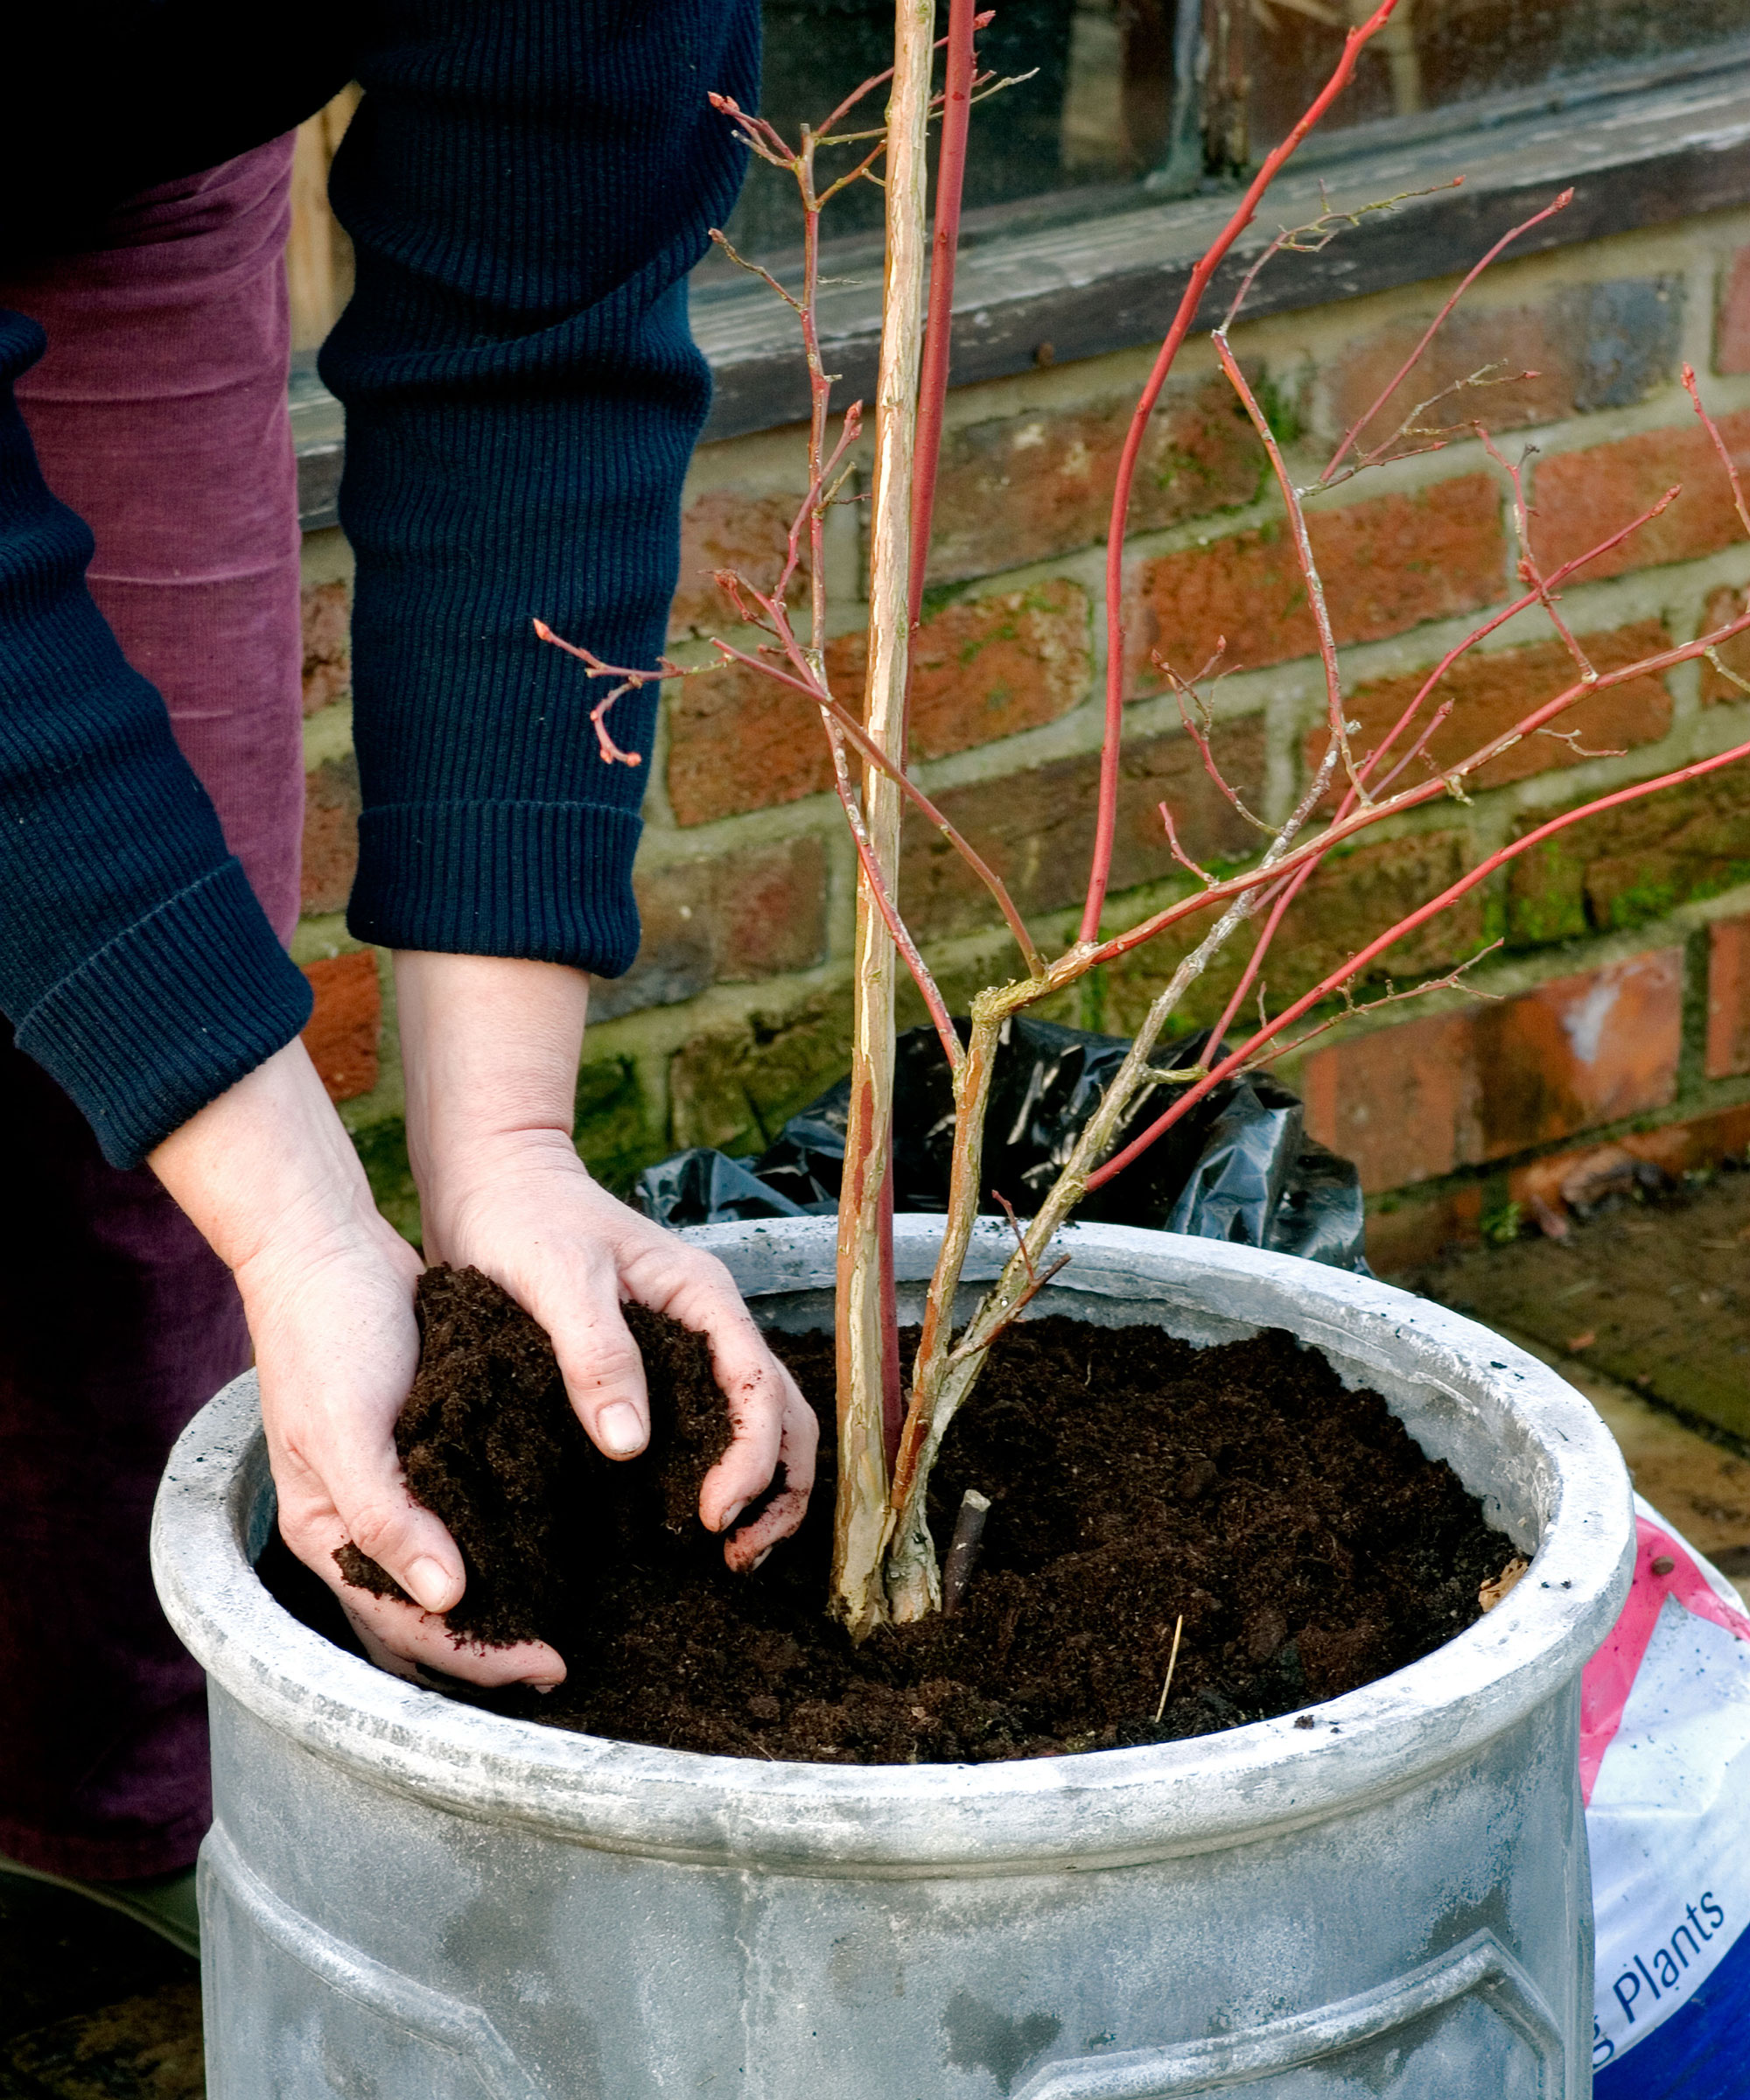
xmin=338 ymin=1266 xmax=746 ymax=1652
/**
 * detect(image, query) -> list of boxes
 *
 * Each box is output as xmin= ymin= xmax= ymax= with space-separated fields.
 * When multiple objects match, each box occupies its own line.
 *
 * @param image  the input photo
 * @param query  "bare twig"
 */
xmin=1477 ymin=428 xmax=1595 ymax=683
xmin=1684 ymin=363 xmax=1750 ymax=540
xmin=1158 ymin=799 xmax=1215 ymax=885
xmin=1242 ymin=942 xmax=1503 ymax=1073
xmin=946 ymin=1253 xmax=1072 ymax=1362
xmin=1214 ymin=332 xmax=1366 ymax=802
xmin=1320 ymin=189 xmax=1572 ymax=484
xmin=940 ymin=1489 xmax=991 ymax=1615
xmin=1153 ymin=1615 xmax=1185 ymax=1724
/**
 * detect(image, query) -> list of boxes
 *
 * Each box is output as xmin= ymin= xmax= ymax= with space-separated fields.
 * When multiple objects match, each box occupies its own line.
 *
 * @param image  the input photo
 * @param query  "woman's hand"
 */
xmin=150 ymin=1038 xmax=565 ymax=1689
xmin=396 ymin=952 xmax=816 ymax=1576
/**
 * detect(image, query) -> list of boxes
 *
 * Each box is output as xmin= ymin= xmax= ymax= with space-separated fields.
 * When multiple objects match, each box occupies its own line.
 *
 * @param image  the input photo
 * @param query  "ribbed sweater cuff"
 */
xmin=15 ymin=860 xmax=314 ymax=1168
xmin=348 ymin=801 xmax=644 ymax=975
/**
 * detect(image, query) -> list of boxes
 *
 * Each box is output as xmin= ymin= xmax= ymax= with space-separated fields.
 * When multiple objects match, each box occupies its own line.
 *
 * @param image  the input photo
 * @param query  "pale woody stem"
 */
xmin=830 ymin=0 xmax=936 ymax=1638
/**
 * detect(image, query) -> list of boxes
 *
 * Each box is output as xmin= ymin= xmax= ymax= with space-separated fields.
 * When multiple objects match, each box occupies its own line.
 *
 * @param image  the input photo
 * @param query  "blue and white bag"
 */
xmin=1586 ymin=1497 xmax=1750 ymax=2096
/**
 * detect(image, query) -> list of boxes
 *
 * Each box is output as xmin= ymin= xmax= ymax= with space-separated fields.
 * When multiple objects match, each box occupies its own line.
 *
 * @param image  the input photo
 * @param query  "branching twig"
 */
xmin=1320 ymin=189 xmax=1573 ymax=484
xmin=1081 ymin=0 xmax=1409 ymax=942
xmin=1092 ymin=739 xmax=1750 ymax=1187
xmin=1158 ymin=799 xmax=1215 ymax=886
xmin=1477 ymin=428 xmax=1595 ymax=683
xmin=1241 ymin=942 xmax=1503 ymax=1072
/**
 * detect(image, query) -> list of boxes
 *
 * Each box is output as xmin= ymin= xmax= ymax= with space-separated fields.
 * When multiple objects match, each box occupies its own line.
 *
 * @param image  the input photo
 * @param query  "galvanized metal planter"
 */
xmin=151 ymin=1216 xmax=1634 ymax=2099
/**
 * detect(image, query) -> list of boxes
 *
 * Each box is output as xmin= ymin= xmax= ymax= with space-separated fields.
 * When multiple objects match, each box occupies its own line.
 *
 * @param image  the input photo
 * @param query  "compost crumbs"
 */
xmin=310 ymin=1265 xmax=1516 ymax=1765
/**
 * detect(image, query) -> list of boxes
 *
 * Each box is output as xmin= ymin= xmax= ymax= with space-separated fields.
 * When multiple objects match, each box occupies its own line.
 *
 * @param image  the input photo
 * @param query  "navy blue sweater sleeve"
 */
xmin=322 ymin=0 xmax=759 ymax=971
xmin=0 ymin=310 xmax=312 ymax=1166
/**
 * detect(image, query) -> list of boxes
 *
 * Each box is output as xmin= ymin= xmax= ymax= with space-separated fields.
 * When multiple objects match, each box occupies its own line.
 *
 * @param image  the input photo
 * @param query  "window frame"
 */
xmin=295 ymin=40 xmax=1750 ymax=523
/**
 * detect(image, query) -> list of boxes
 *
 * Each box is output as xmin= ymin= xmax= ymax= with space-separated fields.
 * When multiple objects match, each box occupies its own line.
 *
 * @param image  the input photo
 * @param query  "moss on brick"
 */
xmin=1508 ymin=765 xmax=1750 ymax=946
xmin=1254 ymin=372 xmax=1304 ymax=448
xmin=574 ymin=1055 xmax=665 ymax=1194
xmin=668 ymin=990 xmax=856 ymax=1158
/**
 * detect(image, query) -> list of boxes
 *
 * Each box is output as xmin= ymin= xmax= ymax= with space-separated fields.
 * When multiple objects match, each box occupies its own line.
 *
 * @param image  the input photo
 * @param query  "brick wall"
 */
xmin=300 ymin=206 xmax=1750 ymax=1264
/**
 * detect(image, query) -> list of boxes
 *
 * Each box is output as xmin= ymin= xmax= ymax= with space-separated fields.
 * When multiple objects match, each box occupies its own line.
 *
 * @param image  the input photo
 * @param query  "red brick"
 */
xmin=1718 ymin=247 xmax=1750 ymax=374
xmin=1364 ymin=1185 xmax=1484 ymax=1274
xmin=830 ymin=582 xmax=1092 ymax=761
xmin=1302 ymin=949 xmax=1683 ymax=1194
xmin=1126 ymin=474 xmax=1504 ymax=692
xmin=1321 ymin=279 xmax=1681 ymax=451
xmin=1303 ymin=1009 xmax=1478 ymax=1193
xmin=900 ymin=717 xmax=1268 ymax=942
xmin=666 ymin=654 xmax=834 ymax=826
xmin=1698 ymin=584 xmax=1750 ymax=704
xmin=302 ymin=950 xmax=381 ymax=1102
xmin=301 ymin=578 xmax=350 ymax=716
xmin=1531 ymin=410 xmax=1750 ymax=583
xmin=669 ymin=487 xmax=809 ymax=640
xmin=591 ymin=837 xmax=829 ymax=1024
xmin=928 ymin=375 xmax=1264 ymax=584
xmin=668 ymin=587 xmax=1091 ymax=826
xmin=1473 ymin=951 xmax=1682 ymax=1158
xmin=1707 ymin=914 xmax=1750 ymax=1078
xmin=1101 ymin=830 xmax=1483 ymax=1038
xmin=1324 ymin=620 xmax=1672 ymax=800
xmin=300 ymin=752 xmax=360 ymax=914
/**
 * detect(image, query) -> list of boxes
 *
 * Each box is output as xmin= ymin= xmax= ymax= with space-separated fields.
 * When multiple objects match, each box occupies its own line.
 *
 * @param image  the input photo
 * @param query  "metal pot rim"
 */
xmin=150 ymin=1217 xmax=1633 ymax=1873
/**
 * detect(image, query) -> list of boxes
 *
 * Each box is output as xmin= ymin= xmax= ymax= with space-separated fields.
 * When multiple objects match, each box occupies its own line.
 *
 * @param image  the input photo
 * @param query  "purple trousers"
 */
xmin=0 ymin=139 xmax=304 ymax=1880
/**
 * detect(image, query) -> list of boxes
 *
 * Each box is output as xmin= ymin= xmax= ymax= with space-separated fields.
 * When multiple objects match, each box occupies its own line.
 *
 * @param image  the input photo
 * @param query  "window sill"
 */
xmin=296 ymin=46 xmax=1750 ymax=527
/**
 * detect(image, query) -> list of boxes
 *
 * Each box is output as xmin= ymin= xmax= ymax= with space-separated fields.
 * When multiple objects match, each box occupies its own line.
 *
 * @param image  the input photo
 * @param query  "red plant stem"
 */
xmin=1088 ymin=737 xmax=1750 ymax=1189
xmin=907 ymin=0 xmax=976 ymax=655
xmin=1325 ymin=485 xmax=1682 ymax=810
xmin=1320 ymin=189 xmax=1572 ymax=484
xmin=1200 ymin=862 xmax=1313 ymax=1054
xmin=1081 ymin=603 xmax=1750 ymax=974
xmin=878 ymin=1181 xmax=903 ymax=1466
xmin=1078 ymin=0 xmax=1405 ymax=943
xmin=1684 ymin=362 xmax=1750 ymax=538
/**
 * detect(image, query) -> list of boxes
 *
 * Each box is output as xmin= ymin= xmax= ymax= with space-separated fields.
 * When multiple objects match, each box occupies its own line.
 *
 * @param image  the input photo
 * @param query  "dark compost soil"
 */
xmin=290 ymin=1265 xmax=1517 ymax=1766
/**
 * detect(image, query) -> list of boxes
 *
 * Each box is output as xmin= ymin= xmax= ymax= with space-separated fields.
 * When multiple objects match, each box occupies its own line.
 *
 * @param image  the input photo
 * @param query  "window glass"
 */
xmin=1240 ymin=0 xmax=1750 ymax=161
xmin=717 ymin=0 xmax=1750 ymax=264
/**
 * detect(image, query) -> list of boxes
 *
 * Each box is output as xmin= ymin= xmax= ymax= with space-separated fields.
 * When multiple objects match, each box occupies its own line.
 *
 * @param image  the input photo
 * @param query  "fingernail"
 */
xmin=718 ymin=1499 xmax=748 ymax=1535
xmin=597 ymin=1401 xmax=648 ymax=1457
xmin=751 ymin=1547 xmax=774 ymax=1571
xmin=406 ymin=1557 xmax=454 ymax=1613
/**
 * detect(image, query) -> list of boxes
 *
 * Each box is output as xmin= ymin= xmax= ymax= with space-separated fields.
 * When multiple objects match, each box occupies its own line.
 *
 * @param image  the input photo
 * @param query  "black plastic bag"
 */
xmin=632 ymin=1015 xmax=1368 ymax=1272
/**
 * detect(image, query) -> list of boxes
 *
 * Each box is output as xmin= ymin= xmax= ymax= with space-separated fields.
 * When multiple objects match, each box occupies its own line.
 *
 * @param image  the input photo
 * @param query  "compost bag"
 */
xmin=632 ymin=1015 xmax=1368 ymax=1271
xmin=1587 ymin=1500 xmax=1750 ymax=2098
